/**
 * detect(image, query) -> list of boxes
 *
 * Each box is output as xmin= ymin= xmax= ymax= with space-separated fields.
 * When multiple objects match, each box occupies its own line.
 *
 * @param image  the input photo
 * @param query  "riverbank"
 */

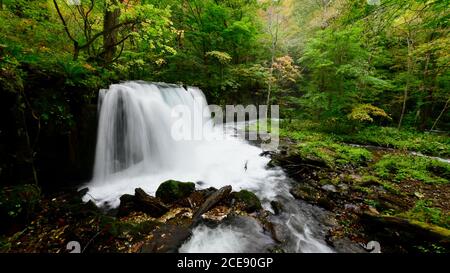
xmin=0 ymin=181 xmax=277 ymax=253
xmin=268 ymin=120 xmax=450 ymax=253
xmin=1 ymin=120 xmax=449 ymax=253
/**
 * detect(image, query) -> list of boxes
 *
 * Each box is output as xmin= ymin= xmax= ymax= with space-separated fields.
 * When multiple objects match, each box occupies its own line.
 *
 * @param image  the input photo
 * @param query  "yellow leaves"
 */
xmin=155 ymin=58 xmax=166 ymax=66
xmin=82 ymin=63 xmax=96 ymax=71
xmin=159 ymin=207 xmax=192 ymax=223
xmin=272 ymin=55 xmax=301 ymax=84
xmin=348 ymin=104 xmax=391 ymax=123
xmin=201 ymin=206 xmax=231 ymax=222
xmin=206 ymin=51 xmax=232 ymax=65
xmin=39 ymin=46 xmax=50 ymax=53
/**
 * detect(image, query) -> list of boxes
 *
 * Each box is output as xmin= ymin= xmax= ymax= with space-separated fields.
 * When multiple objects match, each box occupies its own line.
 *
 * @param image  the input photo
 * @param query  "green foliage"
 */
xmin=375 ymin=154 xmax=450 ymax=184
xmin=344 ymin=126 xmax=450 ymax=157
xmin=297 ymin=141 xmax=372 ymax=168
xmin=298 ymin=25 xmax=391 ymax=121
xmin=399 ymin=199 xmax=450 ymax=229
xmin=280 ymin=119 xmax=450 ymax=158
xmin=0 ymin=184 xmax=41 ymax=220
xmin=150 ymin=0 xmax=267 ymax=103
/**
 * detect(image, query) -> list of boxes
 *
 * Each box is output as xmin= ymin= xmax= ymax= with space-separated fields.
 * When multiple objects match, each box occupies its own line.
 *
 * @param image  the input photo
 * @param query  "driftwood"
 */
xmin=140 ymin=185 xmax=233 ymax=253
xmin=191 ymin=185 xmax=232 ymax=226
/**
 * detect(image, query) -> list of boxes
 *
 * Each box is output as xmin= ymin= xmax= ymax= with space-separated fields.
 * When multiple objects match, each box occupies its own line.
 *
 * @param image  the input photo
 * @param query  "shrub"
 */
xmin=375 ymin=154 xmax=450 ymax=184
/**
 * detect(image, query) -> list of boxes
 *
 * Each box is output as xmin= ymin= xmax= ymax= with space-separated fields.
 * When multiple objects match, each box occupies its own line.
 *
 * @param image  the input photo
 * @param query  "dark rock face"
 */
xmin=117 ymin=188 xmax=169 ymax=217
xmin=140 ymin=224 xmax=192 ymax=253
xmin=270 ymin=200 xmax=284 ymax=215
xmin=156 ymin=180 xmax=196 ymax=204
xmin=117 ymin=194 xmax=137 ymax=217
xmin=233 ymin=189 xmax=262 ymax=213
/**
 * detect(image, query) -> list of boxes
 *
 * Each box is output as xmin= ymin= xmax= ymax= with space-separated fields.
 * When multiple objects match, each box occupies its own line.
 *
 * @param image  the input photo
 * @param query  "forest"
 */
xmin=0 ymin=0 xmax=449 ymax=254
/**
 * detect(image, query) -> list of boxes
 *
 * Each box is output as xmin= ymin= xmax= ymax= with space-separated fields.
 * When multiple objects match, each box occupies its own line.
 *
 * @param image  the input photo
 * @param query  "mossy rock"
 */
xmin=155 ymin=180 xmax=195 ymax=203
xmin=233 ymin=190 xmax=262 ymax=212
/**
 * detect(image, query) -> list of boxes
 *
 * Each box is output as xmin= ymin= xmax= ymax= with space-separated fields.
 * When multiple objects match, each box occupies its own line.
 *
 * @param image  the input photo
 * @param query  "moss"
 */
xmin=374 ymin=154 xmax=450 ymax=184
xmin=353 ymin=185 xmax=373 ymax=194
xmin=280 ymin=120 xmax=449 ymax=158
xmin=398 ymin=200 xmax=450 ymax=229
xmin=408 ymin=220 xmax=450 ymax=238
xmin=233 ymin=190 xmax=262 ymax=212
xmin=343 ymin=126 xmax=450 ymax=157
xmin=359 ymin=175 xmax=402 ymax=195
xmin=155 ymin=180 xmax=195 ymax=203
xmin=297 ymin=141 xmax=372 ymax=168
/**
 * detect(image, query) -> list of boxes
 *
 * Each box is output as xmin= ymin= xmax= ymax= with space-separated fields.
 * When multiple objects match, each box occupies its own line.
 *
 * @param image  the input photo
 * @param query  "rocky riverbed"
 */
xmin=1 ymin=138 xmax=449 ymax=253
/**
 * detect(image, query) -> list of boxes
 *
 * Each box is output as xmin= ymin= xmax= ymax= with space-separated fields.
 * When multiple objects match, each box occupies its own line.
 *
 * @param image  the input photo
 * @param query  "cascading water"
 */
xmin=83 ymin=81 xmax=334 ymax=253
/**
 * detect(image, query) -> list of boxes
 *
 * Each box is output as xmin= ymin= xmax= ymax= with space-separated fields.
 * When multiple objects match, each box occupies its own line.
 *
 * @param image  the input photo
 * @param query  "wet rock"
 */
xmin=156 ymin=180 xmax=196 ymax=204
xmin=135 ymin=188 xmax=169 ymax=217
xmin=270 ymin=200 xmax=284 ymax=215
xmin=117 ymin=194 xmax=136 ymax=217
xmin=317 ymin=197 xmax=336 ymax=211
xmin=326 ymin=237 xmax=366 ymax=253
xmin=233 ymin=190 xmax=262 ymax=213
xmin=290 ymin=184 xmax=320 ymax=203
xmin=290 ymin=184 xmax=336 ymax=210
xmin=140 ymin=224 xmax=192 ymax=253
xmin=77 ymin=187 xmax=89 ymax=198
xmin=321 ymin=184 xmax=338 ymax=193
xmin=116 ymin=188 xmax=169 ymax=218
xmin=82 ymin=200 xmax=99 ymax=213
xmin=344 ymin=203 xmax=361 ymax=213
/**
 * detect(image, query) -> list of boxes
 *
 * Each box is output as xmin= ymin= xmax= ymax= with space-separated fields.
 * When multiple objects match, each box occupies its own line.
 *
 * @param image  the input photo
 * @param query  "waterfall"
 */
xmin=83 ymin=81 xmax=333 ymax=253
xmin=84 ymin=81 xmax=280 ymax=208
xmin=92 ymin=81 xmax=211 ymax=184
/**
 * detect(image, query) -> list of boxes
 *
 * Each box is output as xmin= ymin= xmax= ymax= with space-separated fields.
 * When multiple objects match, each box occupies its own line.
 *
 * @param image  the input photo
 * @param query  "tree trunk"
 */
xmin=73 ymin=43 xmax=80 ymax=61
xmin=266 ymin=4 xmax=279 ymax=119
xmin=398 ymin=35 xmax=413 ymax=129
xmin=431 ymin=97 xmax=450 ymax=131
xmin=103 ymin=1 xmax=121 ymax=63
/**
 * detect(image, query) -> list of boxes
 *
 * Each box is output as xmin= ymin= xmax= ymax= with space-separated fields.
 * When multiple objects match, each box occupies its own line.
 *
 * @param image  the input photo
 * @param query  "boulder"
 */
xmin=321 ymin=184 xmax=338 ymax=193
xmin=117 ymin=189 xmax=169 ymax=217
xmin=134 ymin=188 xmax=169 ymax=217
xmin=270 ymin=200 xmax=284 ymax=215
xmin=290 ymin=184 xmax=319 ymax=203
xmin=117 ymin=194 xmax=136 ymax=217
xmin=155 ymin=180 xmax=195 ymax=203
xmin=233 ymin=190 xmax=262 ymax=213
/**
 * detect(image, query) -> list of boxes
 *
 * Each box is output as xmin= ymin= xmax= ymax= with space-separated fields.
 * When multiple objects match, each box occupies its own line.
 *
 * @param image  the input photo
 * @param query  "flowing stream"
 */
xmin=82 ymin=81 xmax=334 ymax=253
